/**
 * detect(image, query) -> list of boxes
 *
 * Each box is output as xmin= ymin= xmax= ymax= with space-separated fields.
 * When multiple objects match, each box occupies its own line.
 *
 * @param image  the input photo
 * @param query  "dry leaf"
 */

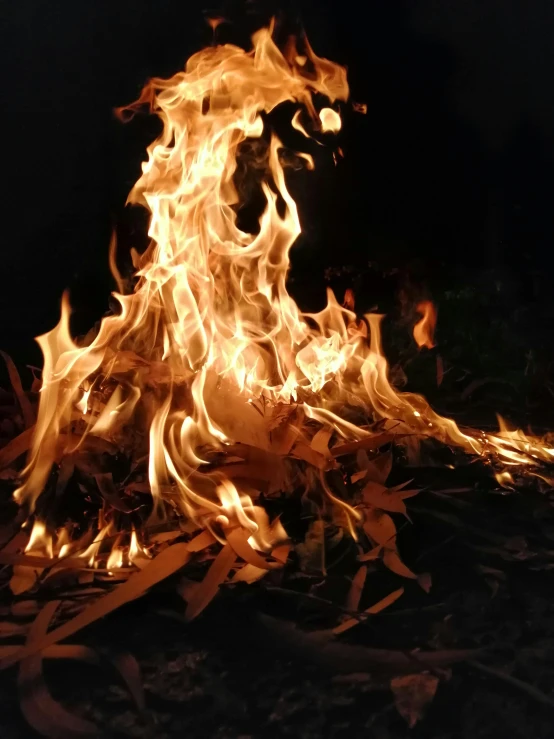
xmin=18 ymin=601 xmax=99 ymax=737
xmin=9 ymin=638 xmax=143 ymax=714
xmin=345 ymin=565 xmax=367 ymax=612
xmin=363 ymin=509 xmax=397 ymax=548
xmin=333 ymin=587 xmax=405 ymax=635
xmin=94 ymin=473 xmax=133 ymax=513
xmin=271 ymin=542 xmax=291 ymax=564
xmin=219 ymin=444 xmax=289 ymax=491
xmin=258 ymin=613 xmax=480 ymax=674
xmin=55 ymin=456 xmax=75 ymax=498
xmin=0 ymin=543 xmax=192 ymax=670
xmin=0 ymin=426 xmax=35 ymax=470
xmin=362 ymin=482 xmax=407 ymax=515
xmin=310 ymin=428 xmax=332 ymax=457
xmin=291 ymin=440 xmax=332 ymax=470
xmin=109 ymin=652 xmax=145 ymax=713
xmin=296 ymin=519 xmax=326 ymax=575
xmin=0 ymin=621 xmax=27 ymax=637
xmin=417 ymin=572 xmax=432 ymax=593
xmin=149 ymin=531 xmax=184 ymax=545
xmin=353 ymin=447 xmax=392 ymax=484
xmin=186 ymin=530 xmax=215 ymax=552
xmin=358 ymin=544 xmax=383 ymax=562
xmin=232 ymin=564 xmax=267 ymax=584
xmin=11 ymin=600 xmax=39 ymax=618
xmin=267 ymin=403 xmax=297 ymax=431
xmin=391 ymin=673 xmax=439 ymax=728
xmin=184 ymin=543 xmax=236 ymax=621
xmin=383 ymin=549 xmax=417 ymax=579
xmin=436 ymin=354 xmax=444 ymax=387
xmin=0 ymin=351 xmax=35 ymax=428
xmin=331 ymin=433 xmax=396 ymax=458
xmin=270 ymin=410 xmax=302 ymax=454
xmin=10 ymin=565 xmax=41 ymax=595
xmin=362 ymin=451 xmax=393 ymax=484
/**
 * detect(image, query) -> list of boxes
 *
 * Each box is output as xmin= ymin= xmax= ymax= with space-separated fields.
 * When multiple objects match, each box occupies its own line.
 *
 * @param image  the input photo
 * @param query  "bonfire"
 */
xmin=1 ymin=22 xmax=554 ymax=735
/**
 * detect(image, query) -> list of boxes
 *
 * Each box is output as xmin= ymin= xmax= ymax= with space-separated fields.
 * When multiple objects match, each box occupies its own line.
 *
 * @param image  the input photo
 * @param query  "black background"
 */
xmin=3 ymin=0 xmax=554 ymax=369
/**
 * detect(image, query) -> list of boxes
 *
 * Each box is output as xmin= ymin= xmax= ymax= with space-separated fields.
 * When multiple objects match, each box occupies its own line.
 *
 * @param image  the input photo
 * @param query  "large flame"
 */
xmin=14 ymin=26 xmax=554 ymax=560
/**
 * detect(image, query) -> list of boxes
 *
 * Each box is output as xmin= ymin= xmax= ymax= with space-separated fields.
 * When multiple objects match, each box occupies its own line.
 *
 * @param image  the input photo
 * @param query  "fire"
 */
xmin=11 ymin=25 xmax=554 ymax=565
xmin=413 ymin=301 xmax=437 ymax=349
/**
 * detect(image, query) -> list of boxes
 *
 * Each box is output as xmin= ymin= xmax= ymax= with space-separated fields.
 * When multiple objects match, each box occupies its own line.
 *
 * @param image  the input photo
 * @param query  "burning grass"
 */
xmin=2 ymin=22 xmax=554 ymax=736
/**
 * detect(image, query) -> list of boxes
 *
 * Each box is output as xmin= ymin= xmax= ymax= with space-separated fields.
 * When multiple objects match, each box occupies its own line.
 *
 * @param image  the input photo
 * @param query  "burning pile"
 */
xmin=1 ymin=24 xmax=554 ymax=666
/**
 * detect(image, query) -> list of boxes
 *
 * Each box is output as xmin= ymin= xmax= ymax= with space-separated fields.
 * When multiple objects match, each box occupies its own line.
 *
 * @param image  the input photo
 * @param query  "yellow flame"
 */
xmin=13 ymin=25 xmax=554 ymax=562
xmin=25 ymin=520 xmax=53 ymax=558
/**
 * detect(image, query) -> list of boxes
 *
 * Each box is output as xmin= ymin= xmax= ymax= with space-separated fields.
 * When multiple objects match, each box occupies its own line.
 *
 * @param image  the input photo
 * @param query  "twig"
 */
xmin=263 ymin=584 xmax=367 ymax=623
xmin=468 ymin=660 xmax=554 ymax=710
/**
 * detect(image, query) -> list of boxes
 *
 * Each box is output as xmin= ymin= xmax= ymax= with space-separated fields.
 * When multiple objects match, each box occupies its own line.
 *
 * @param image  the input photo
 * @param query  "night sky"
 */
xmin=3 ymin=0 xmax=554 ymax=366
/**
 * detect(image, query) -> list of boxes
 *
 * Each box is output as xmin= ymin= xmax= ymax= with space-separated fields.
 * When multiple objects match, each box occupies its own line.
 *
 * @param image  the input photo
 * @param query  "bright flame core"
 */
xmin=13 ymin=27 xmax=554 ymax=552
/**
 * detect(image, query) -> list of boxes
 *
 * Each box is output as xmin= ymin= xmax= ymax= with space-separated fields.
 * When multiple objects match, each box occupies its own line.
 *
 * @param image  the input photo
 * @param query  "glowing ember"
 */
xmin=10 ymin=24 xmax=554 ymax=568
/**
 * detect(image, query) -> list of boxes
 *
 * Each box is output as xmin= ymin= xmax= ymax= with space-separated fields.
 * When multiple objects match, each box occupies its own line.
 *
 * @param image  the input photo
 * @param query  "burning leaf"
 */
xmin=184 ymin=544 xmax=236 ymax=621
xmin=226 ymin=527 xmax=279 ymax=570
xmin=383 ymin=549 xmax=417 ymax=579
xmin=391 ymin=673 xmax=439 ymax=728
xmin=0 ymin=543 xmax=192 ymax=670
xmin=18 ymin=601 xmax=99 ymax=737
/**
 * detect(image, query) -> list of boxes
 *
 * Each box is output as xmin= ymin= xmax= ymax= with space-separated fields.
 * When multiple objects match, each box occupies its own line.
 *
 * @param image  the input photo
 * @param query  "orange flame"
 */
xmin=413 ymin=301 xmax=437 ymax=349
xmin=12 ymin=26 xmax=554 ymax=561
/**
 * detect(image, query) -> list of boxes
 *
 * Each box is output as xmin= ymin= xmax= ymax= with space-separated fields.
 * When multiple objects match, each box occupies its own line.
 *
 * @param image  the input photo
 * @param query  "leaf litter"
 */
xmin=1 ymin=354 xmax=554 ymax=735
